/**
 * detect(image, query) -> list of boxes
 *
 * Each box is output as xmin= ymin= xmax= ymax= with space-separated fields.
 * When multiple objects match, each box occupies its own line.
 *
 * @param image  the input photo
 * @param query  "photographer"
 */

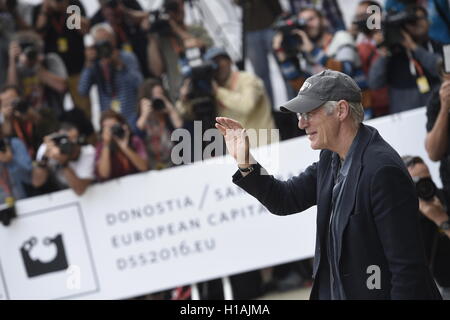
xmin=33 ymin=0 xmax=91 ymax=118
xmin=91 ymin=0 xmax=151 ymax=77
xmin=368 ymin=5 xmax=442 ymax=114
xmin=96 ymin=109 xmax=148 ymax=181
xmin=0 ymin=125 xmax=32 ymax=226
xmin=425 ymin=61 xmax=450 ymax=201
xmin=146 ymin=0 xmax=213 ymax=102
xmin=0 ymin=125 xmax=32 ymax=201
xmin=32 ymin=122 xmax=95 ymax=196
xmin=0 ymin=0 xmax=33 ymax=88
xmin=403 ymin=156 xmax=450 ymax=299
xmin=6 ymin=30 xmax=68 ymax=115
xmin=0 ymin=85 xmax=58 ymax=159
xmin=350 ymin=1 xmax=389 ymax=117
xmin=272 ymin=7 xmax=369 ymax=110
xmin=136 ymin=79 xmax=182 ymax=170
xmin=385 ymin=0 xmax=450 ymax=45
xmin=78 ymin=22 xmax=143 ymax=127
xmin=176 ymin=47 xmax=276 ymax=145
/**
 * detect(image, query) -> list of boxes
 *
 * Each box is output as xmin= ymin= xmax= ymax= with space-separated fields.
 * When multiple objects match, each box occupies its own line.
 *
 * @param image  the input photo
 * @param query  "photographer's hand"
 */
xmin=272 ymin=32 xmax=287 ymax=62
xmin=180 ymin=79 xmax=191 ymax=102
xmin=8 ymin=42 xmax=21 ymax=65
xmin=440 ymin=80 xmax=450 ymax=112
xmin=84 ymin=47 xmax=97 ymax=68
xmin=102 ymin=126 xmax=113 ymax=145
xmin=419 ymin=196 xmax=449 ymax=227
xmin=136 ymin=99 xmax=152 ymax=131
xmin=400 ymin=30 xmax=417 ymax=51
xmin=292 ymin=29 xmax=314 ymax=53
xmin=114 ymin=127 xmax=148 ymax=172
xmin=168 ymin=18 xmax=192 ymax=42
xmin=114 ymin=125 xmax=130 ymax=151
xmin=0 ymin=147 xmax=13 ymax=163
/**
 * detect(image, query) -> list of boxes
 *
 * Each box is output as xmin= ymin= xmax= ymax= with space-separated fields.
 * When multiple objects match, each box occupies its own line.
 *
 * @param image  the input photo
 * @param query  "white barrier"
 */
xmin=0 ymin=107 xmax=438 ymax=300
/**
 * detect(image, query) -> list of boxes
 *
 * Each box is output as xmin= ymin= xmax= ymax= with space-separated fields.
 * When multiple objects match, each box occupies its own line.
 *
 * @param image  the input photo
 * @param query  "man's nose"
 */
xmin=298 ymin=117 xmax=308 ymax=130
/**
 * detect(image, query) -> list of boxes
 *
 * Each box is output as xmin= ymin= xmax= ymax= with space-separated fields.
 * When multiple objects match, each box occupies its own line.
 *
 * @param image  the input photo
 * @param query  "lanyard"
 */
xmin=406 ymin=49 xmax=425 ymax=77
xmin=13 ymin=119 xmax=34 ymax=158
xmin=51 ymin=13 xmax=67 ymax=35
xmin=101 ymin=63 xmax=118 ymax=98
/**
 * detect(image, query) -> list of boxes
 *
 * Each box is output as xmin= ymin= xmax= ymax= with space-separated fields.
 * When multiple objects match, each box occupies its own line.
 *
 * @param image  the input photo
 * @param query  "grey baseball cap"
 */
xmin=280 ymin=70 xmax=362 ymax=113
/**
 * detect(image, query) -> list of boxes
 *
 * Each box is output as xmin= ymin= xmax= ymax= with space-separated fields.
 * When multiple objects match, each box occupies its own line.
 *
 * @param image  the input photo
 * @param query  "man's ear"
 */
xmin=337 ymin=100 xmax=350 ymax=120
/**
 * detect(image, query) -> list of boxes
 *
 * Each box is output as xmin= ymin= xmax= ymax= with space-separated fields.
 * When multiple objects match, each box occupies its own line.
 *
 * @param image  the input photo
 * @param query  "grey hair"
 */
xmin=90 ymin=22 xmax=115 ymax=38
xmin=323 ymin=100 xmax=364 ymax=126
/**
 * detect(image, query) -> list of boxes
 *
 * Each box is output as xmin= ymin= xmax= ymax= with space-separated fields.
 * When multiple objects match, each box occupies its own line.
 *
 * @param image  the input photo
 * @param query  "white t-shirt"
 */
xmin=36 ymin=143 xmax=96 ymax=188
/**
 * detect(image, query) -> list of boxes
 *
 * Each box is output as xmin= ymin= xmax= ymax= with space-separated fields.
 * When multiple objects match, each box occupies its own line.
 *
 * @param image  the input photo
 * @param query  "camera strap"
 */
xmin=406 ymin=49 xmax=431 ymax=94
xmin=13 ymin=119 xmax=34 ymax=157
xmin=112 ymin=24 xmax=133 ymax=52
xmin=51 ymin=13 xmax=69 ymax=53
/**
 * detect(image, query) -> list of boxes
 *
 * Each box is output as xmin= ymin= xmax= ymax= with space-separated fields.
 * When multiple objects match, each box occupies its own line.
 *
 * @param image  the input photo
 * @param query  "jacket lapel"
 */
xmin=335 ymin=124 xmax=373 ymax=264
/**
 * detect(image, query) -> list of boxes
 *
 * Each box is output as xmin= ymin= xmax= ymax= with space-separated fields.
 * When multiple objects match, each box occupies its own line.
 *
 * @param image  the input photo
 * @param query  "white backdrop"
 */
xmin=0 ymin=107 xmax=440 ymax=300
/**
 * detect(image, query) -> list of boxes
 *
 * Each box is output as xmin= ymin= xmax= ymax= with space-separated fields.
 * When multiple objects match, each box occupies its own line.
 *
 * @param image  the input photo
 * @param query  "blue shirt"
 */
xmin=78 ymin=50 xmax=143 ymax=126
xmin=0 ymin=138 xmax=32 ymax=202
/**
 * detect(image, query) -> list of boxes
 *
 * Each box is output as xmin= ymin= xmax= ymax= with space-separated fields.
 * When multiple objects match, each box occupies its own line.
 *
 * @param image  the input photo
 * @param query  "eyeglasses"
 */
xmin=296 ymin=111 xmax=314 ymax=122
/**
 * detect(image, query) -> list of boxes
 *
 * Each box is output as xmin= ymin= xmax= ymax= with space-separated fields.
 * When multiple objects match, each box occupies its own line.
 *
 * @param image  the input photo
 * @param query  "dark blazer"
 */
xmin=233 ymin=124 xmax=442 ymax=300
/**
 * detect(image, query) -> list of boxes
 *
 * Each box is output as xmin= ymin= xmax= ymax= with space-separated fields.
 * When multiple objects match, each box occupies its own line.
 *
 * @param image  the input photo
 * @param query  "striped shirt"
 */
xmin=78 ymin=50 xmax=143 ymax=127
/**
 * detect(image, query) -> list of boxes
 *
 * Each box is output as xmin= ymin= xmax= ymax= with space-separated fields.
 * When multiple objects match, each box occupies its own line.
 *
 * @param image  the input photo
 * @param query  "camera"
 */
xmin=51 ymin=133 xmax=75 ymax=155
xmin=147 ymin=0 xmax=180 ymax=35
xmin=111 ymin=123 xmax=125 ymax=139
xmin=273 ymin=15 xmax=307 ymax=57
xmin=19 ymin=41 xmax=39 ymax=63
xmin=415 ymin=177 xmax=437 ymax=201
xmin=0 ymin=138 xmax=9 ymax=153
xmin=104 ymin=0 xmax=119 ymax=9
xmin=152 ymin=98 xmax=166 ymax=111
xmin=382 ymin=9 xmax=417 ymax=48
xmin=179 ymin=46 xmax=217 ymax=128
xmin=180 ymin=47 xmax=216 ymax=100
xmin=352 ymin=13 xmax=374 ymax=35
xmin=12 ymin=98 xmax=29 ymax=114
xmin=95 ymin=40 xmax=114 ymax=59
xmin=148 ymin=10 xmax=172 ymax=35
xmin=0 ymin=197 xmax=16 ymax=227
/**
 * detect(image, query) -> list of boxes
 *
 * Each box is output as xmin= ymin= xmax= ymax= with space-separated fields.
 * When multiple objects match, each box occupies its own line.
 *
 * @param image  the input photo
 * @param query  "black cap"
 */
xmin=280 ymin=70 xmax=362 ymax=113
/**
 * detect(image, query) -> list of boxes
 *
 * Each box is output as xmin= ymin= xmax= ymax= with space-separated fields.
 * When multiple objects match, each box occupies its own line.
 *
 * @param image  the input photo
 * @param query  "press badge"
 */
xmin=123 ymin=43 xmax=133 ymax=52
xmin=111 ymin=99 xmax=121 ymax=113
xmin=417 ymin=76 xmax=430 ymax=94
xmin=57 ymin=37 xmax=69 ymax=53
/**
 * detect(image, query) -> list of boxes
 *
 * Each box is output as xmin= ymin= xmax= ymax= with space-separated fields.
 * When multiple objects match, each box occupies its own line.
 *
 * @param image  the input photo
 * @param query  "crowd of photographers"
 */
xmin=0 ymin=0 xmax=449 ymax=299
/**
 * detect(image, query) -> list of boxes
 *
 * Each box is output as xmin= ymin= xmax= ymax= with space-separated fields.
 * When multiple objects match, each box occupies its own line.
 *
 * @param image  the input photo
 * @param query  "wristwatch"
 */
xmin=439 ymin=220 xmax=450 ymax=231
xmin=238 ymin=164 xmax=256 ymax=173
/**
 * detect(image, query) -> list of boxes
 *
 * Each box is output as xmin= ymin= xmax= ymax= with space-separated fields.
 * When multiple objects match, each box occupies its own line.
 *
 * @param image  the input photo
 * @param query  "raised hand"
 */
xmin=215 ymin=117 xmax=254 ymax=168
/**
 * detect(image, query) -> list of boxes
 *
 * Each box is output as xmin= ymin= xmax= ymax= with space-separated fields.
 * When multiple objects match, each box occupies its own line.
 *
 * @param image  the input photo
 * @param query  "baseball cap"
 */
xmin=280 ymin=70 xmax=362 ymax=113
xmin=204 ymin=47 xmax=230 ymax=62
